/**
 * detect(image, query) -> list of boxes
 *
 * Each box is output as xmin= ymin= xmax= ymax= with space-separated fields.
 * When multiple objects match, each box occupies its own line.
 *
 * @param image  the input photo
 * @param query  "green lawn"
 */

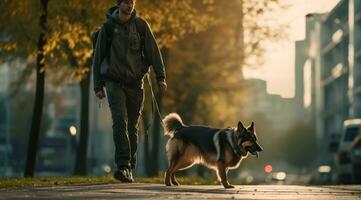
xmin=0 ymin=176 xmax=220 ymax=189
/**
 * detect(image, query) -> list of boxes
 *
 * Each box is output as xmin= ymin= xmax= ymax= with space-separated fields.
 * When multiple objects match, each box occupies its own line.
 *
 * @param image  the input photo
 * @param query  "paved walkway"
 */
xmin=1 ymin=184 xmax=361 ymax=199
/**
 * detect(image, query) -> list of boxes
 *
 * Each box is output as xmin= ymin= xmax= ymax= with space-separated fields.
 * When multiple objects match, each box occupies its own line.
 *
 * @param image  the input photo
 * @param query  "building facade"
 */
xmin=296 ymin=0 xmax=361 ymax=163
xmin=241 ymin=78 xmax=300 ymax=134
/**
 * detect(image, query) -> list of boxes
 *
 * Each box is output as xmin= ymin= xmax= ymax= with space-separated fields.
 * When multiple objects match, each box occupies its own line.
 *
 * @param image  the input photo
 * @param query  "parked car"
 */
xmin=350 ymin=136 xmax=361 ymax=183
xmin=309 ymin=165 xmax=333 ymax=185
xmin=335 ymin=119 xmax=361 ymax=184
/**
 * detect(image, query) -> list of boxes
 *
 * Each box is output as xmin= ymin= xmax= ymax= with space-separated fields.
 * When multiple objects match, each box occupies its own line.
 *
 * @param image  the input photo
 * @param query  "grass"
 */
xmin=0 ymin=176 xmax=116 ymax=189
xmin=0 ymin=176 xmax=220 ymax=189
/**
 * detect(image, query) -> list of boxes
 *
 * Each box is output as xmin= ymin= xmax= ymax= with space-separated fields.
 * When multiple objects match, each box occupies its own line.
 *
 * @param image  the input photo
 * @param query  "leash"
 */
xmin=144 ymin=73 xmax=165 ymax=137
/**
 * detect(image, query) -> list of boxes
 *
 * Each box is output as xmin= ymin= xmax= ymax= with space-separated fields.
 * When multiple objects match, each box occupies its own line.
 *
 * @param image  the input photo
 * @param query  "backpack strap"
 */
xmin=134 ymin=17 xmax=146 ymax=51
xmin=103 ymin=18 xmax=115 ymax=61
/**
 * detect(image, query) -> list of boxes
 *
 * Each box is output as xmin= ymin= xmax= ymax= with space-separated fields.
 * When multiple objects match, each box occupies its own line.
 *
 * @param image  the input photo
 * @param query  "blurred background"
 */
xmin=0 ymin=0 xmax=360 ymax=185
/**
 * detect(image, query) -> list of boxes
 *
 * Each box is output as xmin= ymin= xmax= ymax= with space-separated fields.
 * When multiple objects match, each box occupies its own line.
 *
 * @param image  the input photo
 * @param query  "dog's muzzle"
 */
xmin=246 ymin=142 xmax=263 ymax=158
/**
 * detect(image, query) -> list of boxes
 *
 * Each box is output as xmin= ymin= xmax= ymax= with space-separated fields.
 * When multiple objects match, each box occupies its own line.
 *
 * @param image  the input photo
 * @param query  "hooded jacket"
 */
xmin=93 ymin=7 xmax=166 ymax=92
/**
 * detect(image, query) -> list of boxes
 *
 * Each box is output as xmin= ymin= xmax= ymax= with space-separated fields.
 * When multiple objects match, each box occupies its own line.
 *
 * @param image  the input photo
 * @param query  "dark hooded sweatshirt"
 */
xmin=93 ymin=7 xmax=166 ymax=92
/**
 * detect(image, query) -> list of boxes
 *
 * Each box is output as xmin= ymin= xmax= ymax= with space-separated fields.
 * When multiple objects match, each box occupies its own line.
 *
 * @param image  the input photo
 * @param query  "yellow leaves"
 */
xmin=83 ymin=49 xmax=92 ymax=59
xmin=41 ymin=15 xmax=94 ymax=81
xmin=159 ymin=0 xmax=287 ymax=126
xmin=3 ymin=0 xmax=218 ymax=84
xmin=71 ymin=67 xmax=90 ymax=82
xmin=9 ymin=10 xmax=18 ymax=17
xmin=1 ymin=43 xmax=17 ymax=51
xmin=68 ymin=39 xmax=76 ymax=49
xmin=81 ymin=36 xmax=91 ymax=44
xmin=138 ymin=0 xmax=216 ymax=48
xmin=44 ymin=33 xmax=60 ymax=54
xmin=202 ymin=0 xmax=215 ymax=4
xmin=39 ymin=66 xmax=46 ymax=74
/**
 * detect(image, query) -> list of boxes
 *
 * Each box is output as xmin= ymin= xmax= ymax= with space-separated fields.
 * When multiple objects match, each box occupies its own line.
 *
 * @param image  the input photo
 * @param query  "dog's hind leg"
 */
xmin=166 ymin=154 xmax=194 ymax=186
xmin=217 ymin=161 xmax=234 ymax=189
xmin=171 ymin=161 xmax=193 ymax=186
xmin=172 ymin=154 xmax=196 ymax=183
xmin=165 ymin=139 xmax=185 ymax=186
xmin=167 ymin=160 xmax=192 ymax=186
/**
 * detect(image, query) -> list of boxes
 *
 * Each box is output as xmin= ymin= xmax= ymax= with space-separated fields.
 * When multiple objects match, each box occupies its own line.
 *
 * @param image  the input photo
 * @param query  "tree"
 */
xmin=22 ymin=0 xmax=49 ymax=178
xmin=164 ymin=0 xmax=287 ymax=125
xmin=0 ymin=1 xmax=51 ymax=177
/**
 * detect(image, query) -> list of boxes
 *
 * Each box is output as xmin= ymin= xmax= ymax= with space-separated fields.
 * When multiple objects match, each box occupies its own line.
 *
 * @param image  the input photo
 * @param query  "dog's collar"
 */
xmin=234 ymin=132 xmax=248 ymax=156
xmin=224 ymin=128 xmax=247 ymax=156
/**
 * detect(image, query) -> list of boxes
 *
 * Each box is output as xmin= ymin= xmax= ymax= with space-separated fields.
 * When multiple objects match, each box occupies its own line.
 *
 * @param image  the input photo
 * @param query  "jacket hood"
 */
xmin=106 ymin=6 xmax=138 ymax=24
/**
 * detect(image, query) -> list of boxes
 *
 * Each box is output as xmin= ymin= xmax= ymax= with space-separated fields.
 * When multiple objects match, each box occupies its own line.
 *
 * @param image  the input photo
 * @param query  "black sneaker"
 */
xmin=114 ymin=169 xmax=132 ymax=183
xmin=127 ymin=169 xmax=134 ymax=183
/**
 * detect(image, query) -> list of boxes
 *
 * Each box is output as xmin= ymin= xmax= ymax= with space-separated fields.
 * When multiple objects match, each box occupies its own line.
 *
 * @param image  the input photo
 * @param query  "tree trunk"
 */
xmin=148 ymin=48 xmax=169 ymax=176
xmin=74 ymin=70 xmax=90 ymax=175
xmin=24 ymin=0 xmax=49 ymax=178
xmin=149 ymin=91 xmax=163 ymax=176
xmin=142 ymin=111 xmax=153 ymax=176
xmin=62 ymin=41 xmax=92 ymax=176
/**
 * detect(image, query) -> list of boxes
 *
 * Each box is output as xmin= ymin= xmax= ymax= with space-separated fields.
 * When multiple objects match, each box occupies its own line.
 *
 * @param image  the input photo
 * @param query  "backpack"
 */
xmin=91 ymin=17 xmax=146 ymax=65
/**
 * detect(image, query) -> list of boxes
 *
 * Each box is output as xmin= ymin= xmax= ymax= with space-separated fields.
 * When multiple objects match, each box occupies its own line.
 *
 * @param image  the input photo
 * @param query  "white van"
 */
xmin=336 ymin=119 xmax=361 ymax=183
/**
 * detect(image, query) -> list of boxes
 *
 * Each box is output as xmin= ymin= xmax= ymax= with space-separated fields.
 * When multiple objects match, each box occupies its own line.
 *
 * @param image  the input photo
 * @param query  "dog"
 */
xmin=163 ymin=113 xmax=263 ymax=188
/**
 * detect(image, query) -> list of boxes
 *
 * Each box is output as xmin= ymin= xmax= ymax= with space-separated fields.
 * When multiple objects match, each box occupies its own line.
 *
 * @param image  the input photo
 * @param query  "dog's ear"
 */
xmin=247 ymin=122 xmax=254 ymax=132
xmin=238 ymin=121 xmax=245 ymax=131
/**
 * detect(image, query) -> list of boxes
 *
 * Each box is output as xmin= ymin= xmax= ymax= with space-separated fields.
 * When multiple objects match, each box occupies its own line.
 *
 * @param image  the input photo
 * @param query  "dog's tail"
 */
xmin=163 ymin=113 xmax=184 ymax=137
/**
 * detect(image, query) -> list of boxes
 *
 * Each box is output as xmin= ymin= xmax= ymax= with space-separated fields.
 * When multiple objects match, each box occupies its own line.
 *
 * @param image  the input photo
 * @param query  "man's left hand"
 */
xmin=158 ymin=81 xmax=167 ymax=93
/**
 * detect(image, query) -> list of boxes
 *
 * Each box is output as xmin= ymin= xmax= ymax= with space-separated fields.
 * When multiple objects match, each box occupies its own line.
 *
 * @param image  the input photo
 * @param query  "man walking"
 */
xmin=93 ymin=0 xmax=167 ymax=183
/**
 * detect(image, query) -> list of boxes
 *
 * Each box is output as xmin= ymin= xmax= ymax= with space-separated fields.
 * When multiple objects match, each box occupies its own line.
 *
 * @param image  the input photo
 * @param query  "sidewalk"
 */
xmin=1 ymin=184 xmax=361 ymax=200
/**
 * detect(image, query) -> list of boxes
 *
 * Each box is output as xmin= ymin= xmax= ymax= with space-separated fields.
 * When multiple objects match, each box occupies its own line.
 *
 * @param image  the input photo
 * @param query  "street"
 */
xmin=1 ymin=184 xmax=360 ymax=200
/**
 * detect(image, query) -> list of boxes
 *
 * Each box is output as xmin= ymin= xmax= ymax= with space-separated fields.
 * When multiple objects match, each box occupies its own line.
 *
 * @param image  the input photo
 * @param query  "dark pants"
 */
xmin=105 ymin=81 xmax=144 ymax=170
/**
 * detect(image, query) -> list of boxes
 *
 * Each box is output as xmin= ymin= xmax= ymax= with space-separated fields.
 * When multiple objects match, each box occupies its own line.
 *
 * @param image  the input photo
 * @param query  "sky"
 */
xmin=242 ymin=0 xmax=341 ymax=98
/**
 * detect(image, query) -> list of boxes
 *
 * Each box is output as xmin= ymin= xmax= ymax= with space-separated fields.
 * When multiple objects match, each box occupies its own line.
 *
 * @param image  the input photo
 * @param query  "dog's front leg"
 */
xmin=171 ymin=174 xmax=179 ymax=186
xmin=217 ymin=161 xmax=234 ymax=189
xmin=164 ymin=169 xmax=172 ymax=186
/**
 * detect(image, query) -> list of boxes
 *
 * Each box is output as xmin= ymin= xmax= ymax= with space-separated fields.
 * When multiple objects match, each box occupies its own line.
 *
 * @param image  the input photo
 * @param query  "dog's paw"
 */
xmin=223 ymin=184 xmax=235 ymax=189
xmin=171 ymin=181 xmax=179 ymax=186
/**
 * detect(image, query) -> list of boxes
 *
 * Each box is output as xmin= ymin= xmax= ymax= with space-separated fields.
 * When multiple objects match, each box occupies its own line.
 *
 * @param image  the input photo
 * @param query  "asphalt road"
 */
xmin=1 ymin=184 xmax=361 ymax=200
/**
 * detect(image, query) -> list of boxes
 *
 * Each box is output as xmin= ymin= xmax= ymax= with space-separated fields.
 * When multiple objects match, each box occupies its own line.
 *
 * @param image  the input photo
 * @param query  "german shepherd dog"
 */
xmin=163 ymin=113 xmax=263 ymax=188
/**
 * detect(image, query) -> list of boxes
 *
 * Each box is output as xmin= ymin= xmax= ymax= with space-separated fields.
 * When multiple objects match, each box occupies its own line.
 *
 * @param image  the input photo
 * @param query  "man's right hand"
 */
xmin=96 ymin=89 xmax=106 ymax=99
